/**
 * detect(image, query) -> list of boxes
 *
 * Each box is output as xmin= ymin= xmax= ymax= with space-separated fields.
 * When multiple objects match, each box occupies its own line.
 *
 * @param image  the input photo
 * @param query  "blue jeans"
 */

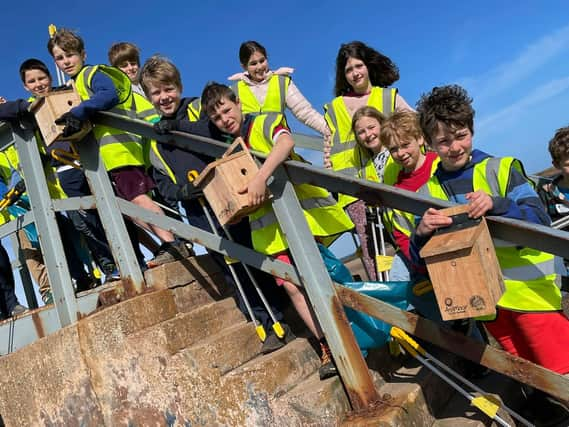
xmin=389 ymin=252 xmax=412 ymax=282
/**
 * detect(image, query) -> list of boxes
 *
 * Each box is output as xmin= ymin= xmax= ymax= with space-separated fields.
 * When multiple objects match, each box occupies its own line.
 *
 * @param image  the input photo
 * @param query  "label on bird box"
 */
xmin=419 ymin=205 xmax=504 ymax=321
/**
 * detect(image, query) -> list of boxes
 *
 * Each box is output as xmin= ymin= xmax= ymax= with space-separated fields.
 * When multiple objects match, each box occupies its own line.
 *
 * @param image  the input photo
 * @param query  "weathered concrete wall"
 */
xmin=0 ymin=255 xmax=346 ymax=426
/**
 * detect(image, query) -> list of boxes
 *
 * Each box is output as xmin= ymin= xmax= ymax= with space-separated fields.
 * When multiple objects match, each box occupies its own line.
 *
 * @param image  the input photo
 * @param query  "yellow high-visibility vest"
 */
xmin=324 ymin=86 xmax=399 ymax=207
xmin=75 ymin=65 xmax=159 ymax=171
xmin=246 ymin=113 xmax=354 ymax=255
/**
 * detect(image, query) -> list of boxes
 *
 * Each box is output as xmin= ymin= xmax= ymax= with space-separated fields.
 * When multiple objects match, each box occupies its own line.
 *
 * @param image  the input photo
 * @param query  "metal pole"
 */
xmin=73 ymin=134 xmax=144 ymax=293
xmin=14 ymin=129 xmax=77 ymax=326
xmin=269 ymin=166 xmax=379 ymax=410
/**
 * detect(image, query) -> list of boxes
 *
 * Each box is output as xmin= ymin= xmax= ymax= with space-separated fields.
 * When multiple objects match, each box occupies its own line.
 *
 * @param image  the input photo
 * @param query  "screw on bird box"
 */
xmin=419 ymin=204 xmax=505 ymax=321
xmin=29 ymin=82 xmax=92 ymax=146
xmin=193 ymin=137 xmax=270 ymax=226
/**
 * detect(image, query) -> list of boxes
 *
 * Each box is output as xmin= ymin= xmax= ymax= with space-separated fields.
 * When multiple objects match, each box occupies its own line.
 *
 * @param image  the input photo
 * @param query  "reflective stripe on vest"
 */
xmin=424 ymin=157 xmax=560 ymax=312
xmin=324 ymin=87 xmax=397 ymax=207
xmin=75 ymin=65 xmax=158 ymax=170
xmin=235 ymin=75 xmax=290 ymax=115
xmin=246 ymin=113 xmax=353 ymax=254
xmin=250 ymin=194 xmax=338 ymax=230
xmin=187 ymin=98 xmax=201 ymax=122
xmin=149 ymin=140 xmax=177 ymax=184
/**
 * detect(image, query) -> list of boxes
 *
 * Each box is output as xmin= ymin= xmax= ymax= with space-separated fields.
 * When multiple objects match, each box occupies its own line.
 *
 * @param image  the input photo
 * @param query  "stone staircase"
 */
xmin=0 ymin=255 xmax=523 ymax=426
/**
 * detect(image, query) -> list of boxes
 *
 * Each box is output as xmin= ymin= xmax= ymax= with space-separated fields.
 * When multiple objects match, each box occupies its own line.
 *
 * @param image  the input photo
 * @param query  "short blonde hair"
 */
xmin=380 ymin=111 xmax=424 ymax=149
xmin=139 ymin=55 xmax=182 ymax=97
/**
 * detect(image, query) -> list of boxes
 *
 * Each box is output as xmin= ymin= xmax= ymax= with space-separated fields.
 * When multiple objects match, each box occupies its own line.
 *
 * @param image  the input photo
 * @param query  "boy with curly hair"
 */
xmin=412 ymin=84 xmax=569 ymax=423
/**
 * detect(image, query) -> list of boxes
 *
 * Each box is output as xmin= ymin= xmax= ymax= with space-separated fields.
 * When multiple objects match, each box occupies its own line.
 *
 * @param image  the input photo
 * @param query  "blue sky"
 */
xmin=2 ymin=1 xmax=569 ymax=303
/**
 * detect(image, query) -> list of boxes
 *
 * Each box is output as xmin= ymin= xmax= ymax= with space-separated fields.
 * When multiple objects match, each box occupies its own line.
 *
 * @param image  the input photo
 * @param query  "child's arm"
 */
xmin=70 ymin=71 xmax=119 ymax=121
xmin=0 ymin=99 xmax=32 ymax=122
xmin=286 ymin=81 xmax=330 ymax=137
xmin=239 ymin=132 xmax=295 ymax=207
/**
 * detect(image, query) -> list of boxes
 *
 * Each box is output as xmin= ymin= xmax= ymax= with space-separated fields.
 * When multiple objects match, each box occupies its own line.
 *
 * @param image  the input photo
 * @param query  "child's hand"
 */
xmin=416 ymin=208 xmax=453 ymax=236
xmin=465 ymin=190 xmax=493 ymax=218
xmin=239 ymin=174 xmax=267 ymax=207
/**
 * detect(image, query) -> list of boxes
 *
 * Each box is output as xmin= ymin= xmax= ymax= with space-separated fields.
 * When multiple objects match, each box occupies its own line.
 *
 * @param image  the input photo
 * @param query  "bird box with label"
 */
xmin=419 ymin=205 xmax=505 ymax=321
xmin=194 ymin=138 xmax=270 ymax=226
xmin=29 ymin=83 xmax=92 ymax=146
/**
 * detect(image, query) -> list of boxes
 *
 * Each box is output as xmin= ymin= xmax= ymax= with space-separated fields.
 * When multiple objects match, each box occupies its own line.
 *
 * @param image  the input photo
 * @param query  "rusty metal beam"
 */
xmin=336 ymin=284 xmax=569 ymax=403
xmin=269 ymin=167 xmax=380 ymax=409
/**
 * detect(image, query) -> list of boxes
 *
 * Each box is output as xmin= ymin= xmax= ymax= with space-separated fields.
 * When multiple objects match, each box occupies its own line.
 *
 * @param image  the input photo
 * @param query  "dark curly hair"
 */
xmin=334 ymin=41 xmax=399 ymax=96
xmin=416 ymin=85 xmax=475 ymax=145
xmin=548 ymin=126 xmax=569 ymax=165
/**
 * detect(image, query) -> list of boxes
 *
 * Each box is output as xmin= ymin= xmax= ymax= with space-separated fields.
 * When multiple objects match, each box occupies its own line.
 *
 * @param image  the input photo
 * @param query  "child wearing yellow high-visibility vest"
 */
xmin=202 ymin=82 xmax=354 ymax=380
xmin=412 ymin=85 xmax=569 ymax=424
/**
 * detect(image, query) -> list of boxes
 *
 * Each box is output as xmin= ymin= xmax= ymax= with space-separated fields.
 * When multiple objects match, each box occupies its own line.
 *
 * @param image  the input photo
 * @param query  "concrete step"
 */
xmin=432 ymin=417 xmax=485 ymax=427
xmin=169 ymin=279 xmax=234 ymax=313
xmin=182 ymin=320 xmax=262 ymax=375
xmin=145 ymin=253 xmax=232 ymax=296
xmin=224 ymin=338 xmax=321 ymax=399
xmin=77 ymin=288 xmax=178 ymax=353
xmin=127 ymin=297 xmax=245 ymax=354
xmin=433 ymin=371 xmax=522 ymax=426
xmin=270 ymin=372 xmax=351 ymax=425
xmin=340 ymin=348 xmax=459 ymax=426
xmin=341 ymin=381 xmax=435 ymax=427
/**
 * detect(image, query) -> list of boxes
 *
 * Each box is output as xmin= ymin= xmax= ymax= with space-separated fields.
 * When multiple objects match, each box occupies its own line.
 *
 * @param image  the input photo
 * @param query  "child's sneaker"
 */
xmin=147 ymin=240 xmax=192 ymax=268
xmin=103 ymin=266 xmax=121 ymax=283
xmin=318 ymin=340 xmax=338 ymax=380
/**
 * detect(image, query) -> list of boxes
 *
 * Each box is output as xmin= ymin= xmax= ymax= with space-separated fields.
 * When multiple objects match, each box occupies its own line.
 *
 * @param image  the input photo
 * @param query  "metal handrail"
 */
xmin=0 ymin=113 xmax=568 ymax=410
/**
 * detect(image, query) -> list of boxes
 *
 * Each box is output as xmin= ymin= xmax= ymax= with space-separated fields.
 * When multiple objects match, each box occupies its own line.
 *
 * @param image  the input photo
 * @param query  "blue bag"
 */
xmin=317 ymin=244 xmax=411 ymax=353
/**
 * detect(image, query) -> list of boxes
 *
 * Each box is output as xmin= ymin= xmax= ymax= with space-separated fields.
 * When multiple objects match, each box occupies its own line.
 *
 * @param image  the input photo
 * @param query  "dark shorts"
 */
xmin=110 ymin=166 xmax=155 ymax=201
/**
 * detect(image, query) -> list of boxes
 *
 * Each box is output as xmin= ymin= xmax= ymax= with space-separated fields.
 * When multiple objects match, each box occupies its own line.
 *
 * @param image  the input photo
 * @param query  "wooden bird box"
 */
xmin=30 ymin=83 xmax=92 ymax=146
xmin=194 ymin=138 xmax=269 ymax=226
xmin=419 ymin=205 xmax=505 ymax=321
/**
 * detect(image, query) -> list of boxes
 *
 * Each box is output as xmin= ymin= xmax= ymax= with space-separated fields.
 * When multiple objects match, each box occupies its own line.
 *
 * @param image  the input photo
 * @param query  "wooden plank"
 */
xmin=335 ymin=284 xmax=569 ymax=403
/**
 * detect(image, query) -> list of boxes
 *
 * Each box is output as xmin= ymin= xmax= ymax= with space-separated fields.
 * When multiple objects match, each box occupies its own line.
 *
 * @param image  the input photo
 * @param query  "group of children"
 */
xmin=0 ymin=28 xmax=568 ymax=420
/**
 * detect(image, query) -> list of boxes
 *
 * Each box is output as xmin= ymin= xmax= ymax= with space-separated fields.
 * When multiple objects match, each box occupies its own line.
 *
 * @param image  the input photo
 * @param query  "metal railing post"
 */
xmin=14 ymin=129 xmax=77 ymax=326
xmin=73 ymin=133 xmax=144 ymax=293
xmin=269 ymin=166 xmax=379 ymax=410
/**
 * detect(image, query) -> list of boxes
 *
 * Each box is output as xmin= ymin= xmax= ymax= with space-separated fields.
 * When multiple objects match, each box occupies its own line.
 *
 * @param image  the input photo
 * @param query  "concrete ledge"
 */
xmin=0 ymin=325 xmax=103 ymax=426
xmin=144 ymin=254 xmax=224 ymax=290
xmin=272 ymin=373 xmax=351 ymax=426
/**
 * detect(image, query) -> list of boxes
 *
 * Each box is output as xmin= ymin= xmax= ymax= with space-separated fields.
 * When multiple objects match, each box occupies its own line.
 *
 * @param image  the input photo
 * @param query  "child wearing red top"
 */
xmin=380 ymin=111 xmax=438 ymax=276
